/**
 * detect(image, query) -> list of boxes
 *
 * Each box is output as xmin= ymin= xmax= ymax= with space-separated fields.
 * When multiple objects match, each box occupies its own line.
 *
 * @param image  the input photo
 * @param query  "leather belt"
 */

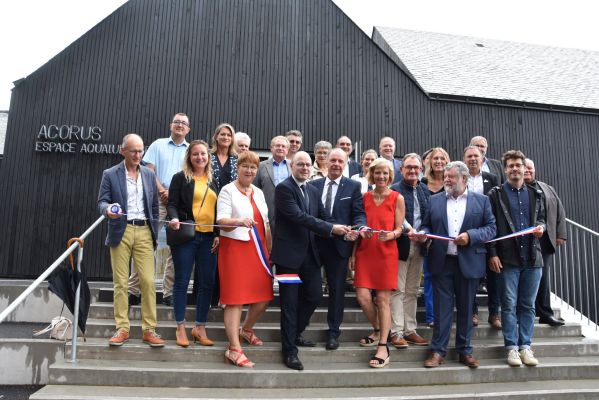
xmin=127 ymin=219 xmax=148 ymax=226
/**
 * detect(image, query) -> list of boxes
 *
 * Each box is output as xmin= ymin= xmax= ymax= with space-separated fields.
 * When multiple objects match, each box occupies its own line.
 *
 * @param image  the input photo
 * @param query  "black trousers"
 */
xmin=278 ymin=247 xmax=323 ymax=357
xmin=535 ymin=252 xmax=555 ymax=319
xmin=321 ymin=249 xmax=348 ymax=339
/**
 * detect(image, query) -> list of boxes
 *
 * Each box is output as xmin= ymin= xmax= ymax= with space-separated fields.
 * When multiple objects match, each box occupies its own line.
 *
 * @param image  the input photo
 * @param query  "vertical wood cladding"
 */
xmin=1 ymin=0 xmax=598 ymax=278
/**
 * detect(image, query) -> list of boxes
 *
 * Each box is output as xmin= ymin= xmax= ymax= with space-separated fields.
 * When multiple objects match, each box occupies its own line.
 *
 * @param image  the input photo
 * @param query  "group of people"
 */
xmin=97 ymin=113 xmax=567 ymax=372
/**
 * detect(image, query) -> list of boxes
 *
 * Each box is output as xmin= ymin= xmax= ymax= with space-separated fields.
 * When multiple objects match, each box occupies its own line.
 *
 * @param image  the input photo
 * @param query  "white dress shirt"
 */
xmin=321 ymin=176 xmax=342 ymax=211
xmin=467 ymin=173 xmax=484 ymax=195
xmin=125 ymin=166 xmax=146 ymax=220
xmin=446 ymin=189 xmax=468 ymax=255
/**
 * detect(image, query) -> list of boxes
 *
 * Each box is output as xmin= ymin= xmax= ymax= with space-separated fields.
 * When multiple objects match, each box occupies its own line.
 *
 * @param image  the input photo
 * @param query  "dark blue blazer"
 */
xmin=310 ymin=177 xmax=366 ymax=258
xmin=421 ymin=191 xmax=496 ymax=279
xmin=270 ymin=176 xmax=334 ymax=270
xmin=348 ymin=160 xmax=362 ymax=177
xmin=97 ymin=162 xmax=159 ymax=247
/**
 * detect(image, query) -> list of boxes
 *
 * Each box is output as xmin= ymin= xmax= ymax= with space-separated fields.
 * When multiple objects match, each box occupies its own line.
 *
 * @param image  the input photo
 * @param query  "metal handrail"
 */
xmin=0 ymin=215 xmax=106 ymax=363
xmin=552 ymin=218 xmax=599 ymax=332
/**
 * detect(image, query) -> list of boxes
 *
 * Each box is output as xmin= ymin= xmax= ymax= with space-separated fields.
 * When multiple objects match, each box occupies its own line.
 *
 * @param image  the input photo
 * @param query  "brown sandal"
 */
xmin=240 ymin=327 xmax=264 ymax=346
xmin=225 ymin=347 xmax=255 ymax=368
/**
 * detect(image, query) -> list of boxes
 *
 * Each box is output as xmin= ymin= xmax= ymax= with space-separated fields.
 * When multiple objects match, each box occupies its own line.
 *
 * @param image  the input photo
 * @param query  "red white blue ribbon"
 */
xmin=419 ymin=226 xmax=537 ymax=243
xmin=250 ymin=225 xmax=273 ymax=279
xmin=274 ymin=274 xmax=302 ymax=284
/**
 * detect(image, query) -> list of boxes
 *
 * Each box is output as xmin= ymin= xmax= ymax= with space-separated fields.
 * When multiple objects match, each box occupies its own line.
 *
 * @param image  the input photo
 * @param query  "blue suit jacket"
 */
xmin=421 ymin=191 xmax=496 ymax=279
xmin=97 ymin=162 xmax=159 ymax=247
xmin=310 ymin=176 xmax=366 ymax=258
xmin=270 ymin=176 xmax=334 ymax=270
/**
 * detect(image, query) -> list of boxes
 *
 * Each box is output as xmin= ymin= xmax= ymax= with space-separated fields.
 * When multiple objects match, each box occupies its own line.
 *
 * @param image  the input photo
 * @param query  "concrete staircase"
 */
xmin=31 ymin=289 xmax=599 ymax=399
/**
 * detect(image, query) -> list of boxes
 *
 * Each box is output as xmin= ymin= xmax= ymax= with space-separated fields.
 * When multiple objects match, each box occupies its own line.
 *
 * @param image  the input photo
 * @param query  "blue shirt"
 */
xmin=142 ymin=137 xmax=189 ymax=188
xmin=504 ymin=181 xmax=532 ymax=264
xmin=272 ymin=158 xmax=289 ymax=186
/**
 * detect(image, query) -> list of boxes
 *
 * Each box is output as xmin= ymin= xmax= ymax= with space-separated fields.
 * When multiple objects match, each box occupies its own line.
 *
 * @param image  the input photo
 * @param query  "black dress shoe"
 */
xmin=326 ymin=336 xmax=339 ymax=350
xmin=539 ymin=316 xmax=565 ymax=327
xmin=295 ymin=335 xmax=316 ymax=347
xmin=162 ymin=296 xmax=172 ymax=307
xmin=284 ymin=354 xmax=304 ymax=370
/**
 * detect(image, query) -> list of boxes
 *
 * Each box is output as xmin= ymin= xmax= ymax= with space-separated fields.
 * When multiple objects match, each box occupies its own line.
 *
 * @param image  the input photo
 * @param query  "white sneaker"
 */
xmin=519 ymin=348 xmax=539 ymax=366
xmin=507 ymin=349 xmax=522 ymax=367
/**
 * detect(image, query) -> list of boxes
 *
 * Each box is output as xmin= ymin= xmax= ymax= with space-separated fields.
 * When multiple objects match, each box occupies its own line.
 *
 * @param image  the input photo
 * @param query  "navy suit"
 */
xmin=421 ymin=191 xmax=496 ymax=357
xmin=270 ymin=176 xmax=334 ymax=357
xmin=97 ymin=161 xmax=159 ymax=246
xmin=310 ymin=177 xmax=366 ymax=339
xmin=347 ymin=159 xmax=362 ymax=177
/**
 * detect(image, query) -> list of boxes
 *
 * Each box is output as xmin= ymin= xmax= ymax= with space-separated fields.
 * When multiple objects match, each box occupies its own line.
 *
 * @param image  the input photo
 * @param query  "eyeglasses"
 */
xmin=239 ymin=164 xmax=258 ymax=171
xmin=403 ymin=165 xmax=420 ymax=171
xmin=127 ymin=149 xmax=144 ymax=155
xmin=288 ymin=140 xmax=302 ymax=144
xmin=294 ymin=162 xmax=311 ymax=168
xmin=172 ymin=120 xmax=189 ymax=127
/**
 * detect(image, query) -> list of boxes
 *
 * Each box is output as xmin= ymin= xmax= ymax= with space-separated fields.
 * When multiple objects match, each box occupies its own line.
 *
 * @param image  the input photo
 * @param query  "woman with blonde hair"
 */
xmin=167 ymin=140 xmax=219 ymax=347
xmin=352 ymin=158 xmax=405 ymax=368
xmin=211 ymin=123 xmax=238 ymax=193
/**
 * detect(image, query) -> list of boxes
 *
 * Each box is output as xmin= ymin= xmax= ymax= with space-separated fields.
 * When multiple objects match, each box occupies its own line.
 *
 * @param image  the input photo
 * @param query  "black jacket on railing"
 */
xmin=487 ymin=183 xmax=546 ymax=267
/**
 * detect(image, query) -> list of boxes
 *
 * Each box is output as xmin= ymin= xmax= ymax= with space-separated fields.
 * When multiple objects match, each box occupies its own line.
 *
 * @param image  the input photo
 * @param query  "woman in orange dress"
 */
xmin=217 ymin=151 xmax=273 ymax=368
xmin=352 ymin=158 xmax=405 ymax=368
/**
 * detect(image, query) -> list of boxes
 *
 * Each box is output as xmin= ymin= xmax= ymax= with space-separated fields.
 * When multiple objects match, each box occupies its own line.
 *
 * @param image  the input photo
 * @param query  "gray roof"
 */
xmin=372 ymin=27 xmax=599 ymax=110
xmin=0 ymin=111 xmax=7 ymax=155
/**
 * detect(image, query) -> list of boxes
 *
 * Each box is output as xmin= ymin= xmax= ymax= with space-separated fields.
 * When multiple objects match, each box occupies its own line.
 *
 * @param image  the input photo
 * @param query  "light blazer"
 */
xmin=97 ymin=161 xmax=159 ymax=247
xmin=421 ymin=191 xmax=496 ymax=279
xmin=254 ymin=157 xmax=291 ymax=232
xmin=535 ymin=180 xmax=567 ymax=254
xmin=310 ymin=176 xmax=366 ymax=258
xmin=270 ymin=176 xmax=334 ymax=270
xmin=217 ymin=182 xmax=269 ymax=241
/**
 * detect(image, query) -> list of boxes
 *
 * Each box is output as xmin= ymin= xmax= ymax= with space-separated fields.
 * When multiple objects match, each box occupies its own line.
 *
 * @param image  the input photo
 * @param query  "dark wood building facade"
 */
xmin=1 ymin=0 xmax=598 ymax=278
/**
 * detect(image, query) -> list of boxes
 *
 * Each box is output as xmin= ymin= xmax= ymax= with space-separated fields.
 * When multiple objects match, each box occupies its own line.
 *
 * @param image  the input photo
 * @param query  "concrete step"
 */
xmin=82 ymin=318 xmax=583 ymax=342
xmin=90 ymin=302 xmax=532 ymax=324
xmin=67 ymin=337 xmax=599 ymax=364
xmin=97 ymin=288 xmax=492 ymax=307
xmin=28 ymin=380 xmax=599 ymax=399
xmin=46 ymin=356 xmax=599 ymax=388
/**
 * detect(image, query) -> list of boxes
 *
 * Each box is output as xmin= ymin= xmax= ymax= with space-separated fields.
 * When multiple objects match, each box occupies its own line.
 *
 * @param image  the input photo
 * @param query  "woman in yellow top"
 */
xmin=168 ymin=140 xmax=219 ymax=347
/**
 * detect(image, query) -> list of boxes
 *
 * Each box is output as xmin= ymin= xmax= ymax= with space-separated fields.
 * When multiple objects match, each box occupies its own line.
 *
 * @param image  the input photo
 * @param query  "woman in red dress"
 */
xmin=217 ymin=151 xmax=273 ymax=368
xmin=352 ymin=158 xmax=405 ymax=368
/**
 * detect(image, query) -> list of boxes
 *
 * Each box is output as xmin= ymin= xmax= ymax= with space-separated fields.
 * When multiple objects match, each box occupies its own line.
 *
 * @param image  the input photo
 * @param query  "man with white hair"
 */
xmin=470 ymin=136 xmax=505 ymax=183
xmin=235 ymin=132 xmax=251 ymax=153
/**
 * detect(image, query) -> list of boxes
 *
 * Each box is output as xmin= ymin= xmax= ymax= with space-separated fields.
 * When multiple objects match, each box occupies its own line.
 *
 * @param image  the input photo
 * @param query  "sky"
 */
xmin=1 ymin=0 xmax=598 ymax=110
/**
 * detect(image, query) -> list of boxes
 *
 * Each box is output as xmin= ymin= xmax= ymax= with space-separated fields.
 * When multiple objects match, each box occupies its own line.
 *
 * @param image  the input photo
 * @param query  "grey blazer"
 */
xmin=254 ymin=157 xmax=291 ymax=233
xmin=97 ymin=161 xmax=159 ymax=247
xmin=536 ymin=180 xmax=567 ymax=254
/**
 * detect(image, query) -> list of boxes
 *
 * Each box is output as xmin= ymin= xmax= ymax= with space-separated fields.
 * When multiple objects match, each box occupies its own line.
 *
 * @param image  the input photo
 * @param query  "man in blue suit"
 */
xmin=413 ymin=161 xmax=496 ymax=369
xmin=97 ymin=134 xmax=164 ymax=348
xmin=270 ymin=151 xmax=351 ymax=370
xmin=310 ymin=148 xmax=365 ymax=350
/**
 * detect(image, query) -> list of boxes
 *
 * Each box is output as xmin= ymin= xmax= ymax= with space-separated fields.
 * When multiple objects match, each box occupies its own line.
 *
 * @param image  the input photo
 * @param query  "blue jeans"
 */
xmin=170 ymin=232 xmax=216 ymax=325
xmin=498 ymin=264 xmax=542 ymax=350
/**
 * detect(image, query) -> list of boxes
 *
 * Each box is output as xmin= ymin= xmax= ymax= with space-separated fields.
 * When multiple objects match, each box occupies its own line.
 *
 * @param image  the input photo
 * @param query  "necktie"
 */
xmin=300 ymin=184 xmax=309 ymax=210
xmin=325 ymin=180 xmax=335 ymax=215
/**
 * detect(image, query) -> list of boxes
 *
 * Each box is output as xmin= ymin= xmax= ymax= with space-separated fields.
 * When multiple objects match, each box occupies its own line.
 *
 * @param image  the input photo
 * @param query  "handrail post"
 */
xmin=70 ymin=244 xmax=84 ymax=364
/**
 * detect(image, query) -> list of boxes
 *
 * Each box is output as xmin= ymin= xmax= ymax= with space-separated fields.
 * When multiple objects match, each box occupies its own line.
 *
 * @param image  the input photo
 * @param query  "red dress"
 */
xmin=354 ymin=190 xmax=400 ymax=290
xmin=218 ymin=191 xmax=274 ymax=305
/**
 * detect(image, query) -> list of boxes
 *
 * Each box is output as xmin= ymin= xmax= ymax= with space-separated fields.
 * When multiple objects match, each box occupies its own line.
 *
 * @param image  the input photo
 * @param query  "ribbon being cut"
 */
xmin=421 ymin=226 xmax=538 ymax=243
xmin=110 ymin=209 xmax=302 ymax=284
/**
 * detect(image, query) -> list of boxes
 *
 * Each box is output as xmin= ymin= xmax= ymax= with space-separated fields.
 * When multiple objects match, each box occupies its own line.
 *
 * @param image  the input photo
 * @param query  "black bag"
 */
xmin=166 ymin=184 xmax=209 ymax=247
xmin=166 ymin=220 xmax=196 ymax=246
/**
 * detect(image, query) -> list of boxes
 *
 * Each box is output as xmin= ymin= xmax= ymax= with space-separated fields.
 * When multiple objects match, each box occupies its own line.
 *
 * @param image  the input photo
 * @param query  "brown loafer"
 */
xmin=488 ymin=314 xmax=502 ymax=330
xmin=391 ymin=335 xmax=408 ymax=349
xmin=404 ymin=332 xmax=428 ymax=346
xmin=459 ymin=353 xmax=480 ymax=369
xmin=423 ymin=352 xmax=444 ymax=368
xmin=472 ymin=314 xmax=479 ymax=327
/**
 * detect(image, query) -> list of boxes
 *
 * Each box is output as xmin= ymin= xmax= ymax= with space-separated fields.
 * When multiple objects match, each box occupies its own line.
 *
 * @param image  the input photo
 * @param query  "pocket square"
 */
xmin=339 ymin=197 xmax=351 ymax=200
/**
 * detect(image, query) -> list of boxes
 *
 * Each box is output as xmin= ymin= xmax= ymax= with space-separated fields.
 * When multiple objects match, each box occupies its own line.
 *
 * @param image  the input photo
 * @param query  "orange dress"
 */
xmin=354 ymin=191 xmax=400 ymax=290
xmin=218 ymin=191 xmax=274 ymax=305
